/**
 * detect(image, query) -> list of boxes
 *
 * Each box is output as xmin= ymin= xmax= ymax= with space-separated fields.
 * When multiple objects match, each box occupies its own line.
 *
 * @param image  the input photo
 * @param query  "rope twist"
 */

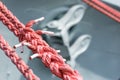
xmin=0 ymin=35 xmax=40 ymax=80
xmin=0 ymin=1 xmax=83 ymax=80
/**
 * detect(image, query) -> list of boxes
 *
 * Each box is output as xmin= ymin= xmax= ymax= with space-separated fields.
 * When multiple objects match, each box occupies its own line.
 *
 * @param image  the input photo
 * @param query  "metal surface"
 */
xmin=103 ymin=0 xmax=120 ymax=7
xmin=45 ymin=4 xmax=91 ymax=68
xmin=46 ymin=4 xmax=86 ymax=29
xmin=0 ymin=0 xmax=120 ymax=80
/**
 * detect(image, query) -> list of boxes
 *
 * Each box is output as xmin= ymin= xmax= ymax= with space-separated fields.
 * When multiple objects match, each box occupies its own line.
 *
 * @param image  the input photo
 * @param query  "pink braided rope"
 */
xmin=0 ymin=35 xmax=40 ymax=80
xmin=0 ymin=1 xmax=83 ymax=80
xmin=83 ymin=0 xmax=120 ymax=22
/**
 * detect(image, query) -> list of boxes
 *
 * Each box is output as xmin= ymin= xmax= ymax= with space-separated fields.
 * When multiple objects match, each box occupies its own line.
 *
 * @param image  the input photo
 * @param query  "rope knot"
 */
xmin=0 ymin=1 xmax=83 ymax=79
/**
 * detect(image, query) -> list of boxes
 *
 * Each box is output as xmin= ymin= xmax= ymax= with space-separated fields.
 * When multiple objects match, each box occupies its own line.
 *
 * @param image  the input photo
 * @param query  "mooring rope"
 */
xmin=0 ymin=1 xmax=82 ymax=80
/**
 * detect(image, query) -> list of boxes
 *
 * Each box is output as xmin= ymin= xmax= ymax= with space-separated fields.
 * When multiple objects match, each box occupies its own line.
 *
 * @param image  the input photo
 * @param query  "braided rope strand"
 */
xmin=0 ymin=1 xmax=25 ymax=28
xmin=0 ymin=1 xmax=83 ymax=80
xmin=0 ymin=11 xmax=19 ymax=36
xmin=91 ymin=0 xmax=120 ymax=18
xmin=83 ymin=0 xmax=120 ymax=23
xmin=0 ymin=35 xmax=40 ymax=80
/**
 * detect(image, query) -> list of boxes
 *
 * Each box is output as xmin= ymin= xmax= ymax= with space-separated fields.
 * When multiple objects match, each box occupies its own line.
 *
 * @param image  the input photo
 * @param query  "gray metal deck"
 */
xmin=0 ymin=0 xmax=120 ymax=80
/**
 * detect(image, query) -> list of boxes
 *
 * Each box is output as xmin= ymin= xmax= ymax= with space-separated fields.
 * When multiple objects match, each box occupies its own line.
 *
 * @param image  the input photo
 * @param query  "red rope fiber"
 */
xmin=83 ymin=0 xmax=120 ymax=23
xmin=0 ymin=35 xmax=40 ymax=80
xmin=0 ymin=1 xmax=82 ymax=80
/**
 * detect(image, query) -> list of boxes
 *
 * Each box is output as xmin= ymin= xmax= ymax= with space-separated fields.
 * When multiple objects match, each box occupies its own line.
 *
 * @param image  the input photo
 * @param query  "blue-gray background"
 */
xmin=0 ymin=0 xmax=120 ymax=80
